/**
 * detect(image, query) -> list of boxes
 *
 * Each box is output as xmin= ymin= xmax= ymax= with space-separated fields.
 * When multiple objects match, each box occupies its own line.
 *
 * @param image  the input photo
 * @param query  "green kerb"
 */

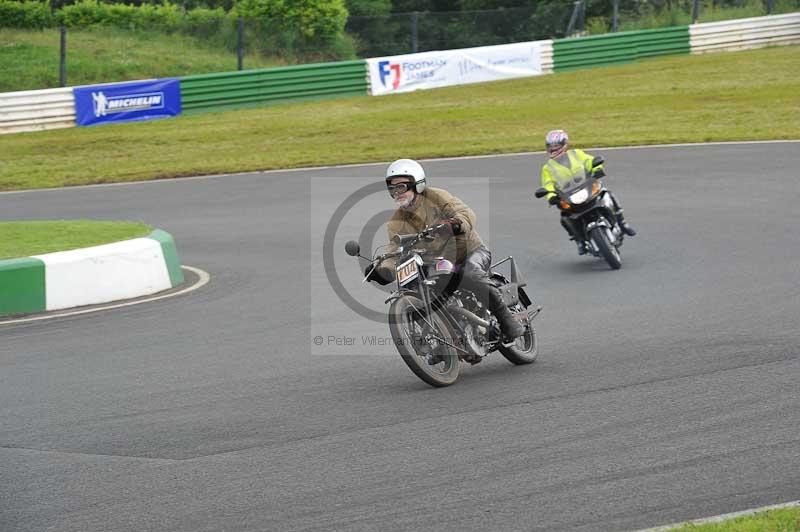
xmin=147 ymin=230 xmax=184 ymax=287
xmin=0 ymin=257 xmax=46 ymax=316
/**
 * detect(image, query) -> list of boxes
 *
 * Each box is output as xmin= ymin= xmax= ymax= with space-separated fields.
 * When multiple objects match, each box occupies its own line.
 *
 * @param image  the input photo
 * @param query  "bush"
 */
xmin=0 ymin=0 xmax=53 ymax=28
xmin=344 ymin=0 xmax=389 ymax=17
xmin=235 ymin=0 xmax=349 ymax=46
xmin=131 ymin=3 xmax=181 ymax=33
xmin=289 ymin=0 xmax=348 ymax=42
xmin=57 ymin=0 xmax=182 ymax=31
xmin=102 ymin=3 xmax=138 ymax=30
xmin=181 ymin=6 xmax=229 ymax=40
xmin=57 ymin=0 xmax=106 ymax=27
xmin=585 ymin=16 xmax=609 ymax=34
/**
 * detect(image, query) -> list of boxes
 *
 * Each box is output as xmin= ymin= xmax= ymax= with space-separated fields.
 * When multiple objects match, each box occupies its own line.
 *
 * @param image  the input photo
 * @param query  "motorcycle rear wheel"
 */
xmin=498 ymin=304 xmax=538 ymax=365
xmin=388 ymin=295 xmax=460 ymax=387
xmin=590 ymin=226 xmax=622 ymax=270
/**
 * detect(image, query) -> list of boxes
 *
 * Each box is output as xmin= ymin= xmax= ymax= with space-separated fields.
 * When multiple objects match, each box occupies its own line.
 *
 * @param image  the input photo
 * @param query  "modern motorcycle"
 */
xmin=535 ymin=156 xmax=625 ymax=270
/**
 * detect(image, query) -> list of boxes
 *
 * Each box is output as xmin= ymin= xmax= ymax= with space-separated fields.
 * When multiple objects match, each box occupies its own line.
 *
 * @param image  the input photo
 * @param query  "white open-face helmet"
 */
xmin=385 ymin=158 xmax=426 ymax=194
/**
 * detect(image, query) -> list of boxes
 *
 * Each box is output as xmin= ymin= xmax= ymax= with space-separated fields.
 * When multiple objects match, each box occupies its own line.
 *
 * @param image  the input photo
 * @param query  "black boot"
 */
xmin=489 ymin=288 xmax=524 ymax=340
xmin=616 ymin=212 xmax=636 ymax=236
xmin=619 ymin=220 xmax=637 ymax=237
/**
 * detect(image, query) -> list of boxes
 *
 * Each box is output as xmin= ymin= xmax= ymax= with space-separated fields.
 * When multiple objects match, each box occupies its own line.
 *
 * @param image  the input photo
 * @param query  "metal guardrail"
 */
xmin=540 ymin=40 xmax=555 ymax=74
xmin=553 ymin=26 xmax=690 ymax=72
xmin=180 ymin=60 xmax=369 ymax=113
xmin=0 ymin=88 xmax=75 ymax=135
xmin=690 ymin=12 xmax=800 ymax=53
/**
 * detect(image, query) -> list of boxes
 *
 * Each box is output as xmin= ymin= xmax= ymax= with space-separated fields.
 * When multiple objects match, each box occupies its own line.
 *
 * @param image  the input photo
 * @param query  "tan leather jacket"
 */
xmin=384 ymin=187 xmax=484 ymax=269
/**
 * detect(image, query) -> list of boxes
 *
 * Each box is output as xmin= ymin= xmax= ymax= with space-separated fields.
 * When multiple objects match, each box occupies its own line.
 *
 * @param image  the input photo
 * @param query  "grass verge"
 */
xmin=0 ymin=221 xmax=153 ymax=259
xmin=1 ymin=45 xmax=799 ymax=191
xmin=611 ymin=0 xmax=800 ymax=32
xmin=665 ymin=505 xmax=800 ymax=531
xmin=0 ymin=26 xmax=279 ymax=93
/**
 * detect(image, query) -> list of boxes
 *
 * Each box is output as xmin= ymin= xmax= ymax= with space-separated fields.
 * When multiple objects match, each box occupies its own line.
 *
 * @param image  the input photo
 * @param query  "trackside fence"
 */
xmin=179 ymin=60 xmax=369 ymax=113
xmin=0 ymin=14 xmax=797 ymax=134
xmin=553 ymin=26 xmax=690 ymax=72
xmin=690 ymin=12 xmax=800 ymax=53
xmin=0 ymin=88 xmax=75 ymax=134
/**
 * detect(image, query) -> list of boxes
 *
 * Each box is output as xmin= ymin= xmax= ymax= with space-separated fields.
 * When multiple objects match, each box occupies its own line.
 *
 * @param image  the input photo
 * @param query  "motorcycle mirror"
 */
xmin=344 ymin=240 xmax=361 ymax=257
xmin=591 ymin=156 xmax=605 ymax=168
xmin=534 ymin=187 xmax=549 ymax=198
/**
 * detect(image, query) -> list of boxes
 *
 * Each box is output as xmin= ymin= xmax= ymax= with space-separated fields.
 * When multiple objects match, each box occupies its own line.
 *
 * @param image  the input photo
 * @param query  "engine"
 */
xmin=449 ymin=289 xmax=490 ymax=362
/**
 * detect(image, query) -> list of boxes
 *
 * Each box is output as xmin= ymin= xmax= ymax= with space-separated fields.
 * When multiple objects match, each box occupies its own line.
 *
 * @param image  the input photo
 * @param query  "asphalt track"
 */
xmin=1 ymin=142 xmax=798 ymax=532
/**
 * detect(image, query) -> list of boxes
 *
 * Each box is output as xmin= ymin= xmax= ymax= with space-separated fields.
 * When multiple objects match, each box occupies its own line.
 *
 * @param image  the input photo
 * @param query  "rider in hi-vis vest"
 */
xmin=540 ymin=130 xmax=636 ymax=255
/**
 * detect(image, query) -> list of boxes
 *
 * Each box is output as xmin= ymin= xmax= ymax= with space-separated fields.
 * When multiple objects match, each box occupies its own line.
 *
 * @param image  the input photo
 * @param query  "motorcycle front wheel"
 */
xmin=498 ymin=303 xmax=538 ymax=365
xmin=388 ymin=295 xmax=460 ymax=387
xmin=590 ymin=226 xmax=622 ymax=270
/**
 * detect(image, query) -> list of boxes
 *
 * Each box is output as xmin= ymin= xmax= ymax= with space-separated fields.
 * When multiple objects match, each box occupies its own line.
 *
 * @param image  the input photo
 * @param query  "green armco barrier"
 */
xmin=180 ymin=60 xmax=368 ymax=113
xmin=553 ymin=26 xmax=690 ymax=71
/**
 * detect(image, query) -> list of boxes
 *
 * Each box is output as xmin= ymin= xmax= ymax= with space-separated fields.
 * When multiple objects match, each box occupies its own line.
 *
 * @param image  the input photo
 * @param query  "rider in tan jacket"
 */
xmin=367 ymin=159 xmax=524 ymax=340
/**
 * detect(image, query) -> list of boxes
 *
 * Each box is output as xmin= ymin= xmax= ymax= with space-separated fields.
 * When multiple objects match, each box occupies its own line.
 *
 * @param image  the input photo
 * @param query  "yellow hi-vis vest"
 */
xmin=540 ymin=149 xmax=594 ymax=200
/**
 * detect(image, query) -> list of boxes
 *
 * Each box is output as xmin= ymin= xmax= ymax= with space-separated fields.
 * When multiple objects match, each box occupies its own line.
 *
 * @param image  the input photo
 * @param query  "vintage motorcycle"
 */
xmin=344 ymin=224 xmax=541 ymax=387
xmin=535 ymin=156 xmax=625 ymax=270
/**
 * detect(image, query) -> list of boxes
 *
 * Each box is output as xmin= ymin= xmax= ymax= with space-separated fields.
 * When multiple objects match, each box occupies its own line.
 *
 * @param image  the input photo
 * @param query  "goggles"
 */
xmin=387 ymin=181 xmax=412 ymax=197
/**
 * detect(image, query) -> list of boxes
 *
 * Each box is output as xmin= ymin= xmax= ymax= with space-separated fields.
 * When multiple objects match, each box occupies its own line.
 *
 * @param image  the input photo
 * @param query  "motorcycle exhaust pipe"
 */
xmin=448 ymin=305 xmax=491 ymax=330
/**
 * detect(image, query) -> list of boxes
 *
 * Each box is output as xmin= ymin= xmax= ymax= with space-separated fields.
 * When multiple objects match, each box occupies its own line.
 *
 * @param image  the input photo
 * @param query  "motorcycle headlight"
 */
xmin=569 ymin=188 xmax=589 ymax=204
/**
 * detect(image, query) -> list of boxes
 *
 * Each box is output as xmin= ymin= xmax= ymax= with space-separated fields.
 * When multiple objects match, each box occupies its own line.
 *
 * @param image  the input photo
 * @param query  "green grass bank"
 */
xmin=0 ymin=26 xmax=279 ymax=93
xmin=666 ymin=505 xmax=800 ymax=531
xmin=0 ymin=221 xmax=152 ymax=259
xmin=1 ymin=45 xmax=798 ymax=191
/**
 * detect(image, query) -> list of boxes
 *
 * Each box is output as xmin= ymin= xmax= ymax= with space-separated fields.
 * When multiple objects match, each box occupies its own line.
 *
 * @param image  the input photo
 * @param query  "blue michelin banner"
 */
xmin=73 ymin=79 xmax=181 ymax=126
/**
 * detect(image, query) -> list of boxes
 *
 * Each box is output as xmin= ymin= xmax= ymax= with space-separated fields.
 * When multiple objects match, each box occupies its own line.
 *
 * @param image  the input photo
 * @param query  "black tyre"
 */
xmin=590 ymin=226 xmax=622 ymax=270
xmin=388 ymin=295 xmax=460 ymax=387
xmin=498 ymin=304 xmax=538 ymax=365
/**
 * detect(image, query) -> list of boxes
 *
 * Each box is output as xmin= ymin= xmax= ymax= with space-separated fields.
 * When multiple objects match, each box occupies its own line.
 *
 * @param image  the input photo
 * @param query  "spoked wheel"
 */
xmin=388 ymin=295 xmax=460 ymax=387
xmin=498 ymin=303 xmax=538 ymax=365
xmin=590 ymin=226 xmax=622 ymax=270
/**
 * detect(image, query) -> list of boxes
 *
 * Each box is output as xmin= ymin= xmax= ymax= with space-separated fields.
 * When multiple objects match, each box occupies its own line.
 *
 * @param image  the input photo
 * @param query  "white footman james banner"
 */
xmin=368 ymin=41 xmax=546 ymax=96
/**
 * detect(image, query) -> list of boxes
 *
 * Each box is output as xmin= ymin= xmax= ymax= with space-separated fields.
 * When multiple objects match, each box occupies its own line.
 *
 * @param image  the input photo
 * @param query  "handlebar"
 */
xmin=362 ymin=224 xmax=446 ymax=284
xmin=391 ymin=224 xmax=445 ymax=248
xmin=370 ymin=224 xmax=446 ymax=265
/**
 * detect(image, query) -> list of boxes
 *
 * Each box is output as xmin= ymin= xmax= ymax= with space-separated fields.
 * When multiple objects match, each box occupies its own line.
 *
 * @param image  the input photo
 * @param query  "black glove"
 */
xmin=364 ymin=264 xmax=394 ymax=285
xmin=437 ymin=218 xmax=462 ymax=236
xmin=548 ymin=195 xmax=560 ymax=206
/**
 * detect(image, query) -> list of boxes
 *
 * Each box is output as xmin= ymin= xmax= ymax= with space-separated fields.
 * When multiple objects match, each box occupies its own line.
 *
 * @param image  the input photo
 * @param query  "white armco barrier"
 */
xmin=0 ymin=87 xmax=76 ymax=135
xmin=368 ymin=40 xmax=552 ymax=96
xmin=690 ymin=12 xmax=800 ymax=54
xmin=540 ymin=40 xmax=555 ymax=73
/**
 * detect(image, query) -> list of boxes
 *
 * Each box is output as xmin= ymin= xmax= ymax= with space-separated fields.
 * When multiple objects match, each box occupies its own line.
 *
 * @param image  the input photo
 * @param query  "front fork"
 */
xmin=577 ymin=195 xmax=623 ymax=251
xmin=388 ymin=282 xmax=444 ymax=347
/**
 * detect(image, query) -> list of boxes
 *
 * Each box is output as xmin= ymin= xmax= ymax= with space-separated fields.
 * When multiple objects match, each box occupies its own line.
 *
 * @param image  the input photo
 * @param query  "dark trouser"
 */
xmin=560 ymin=212 xmax=578 ymax=240
xmin=459 ymin=246 xmax=512 ymax=321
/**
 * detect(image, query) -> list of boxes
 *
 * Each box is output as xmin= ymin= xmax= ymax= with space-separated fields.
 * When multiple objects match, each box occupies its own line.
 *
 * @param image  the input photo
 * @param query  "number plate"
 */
xmin=396 ymin=257 xmax=420 ymax=286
